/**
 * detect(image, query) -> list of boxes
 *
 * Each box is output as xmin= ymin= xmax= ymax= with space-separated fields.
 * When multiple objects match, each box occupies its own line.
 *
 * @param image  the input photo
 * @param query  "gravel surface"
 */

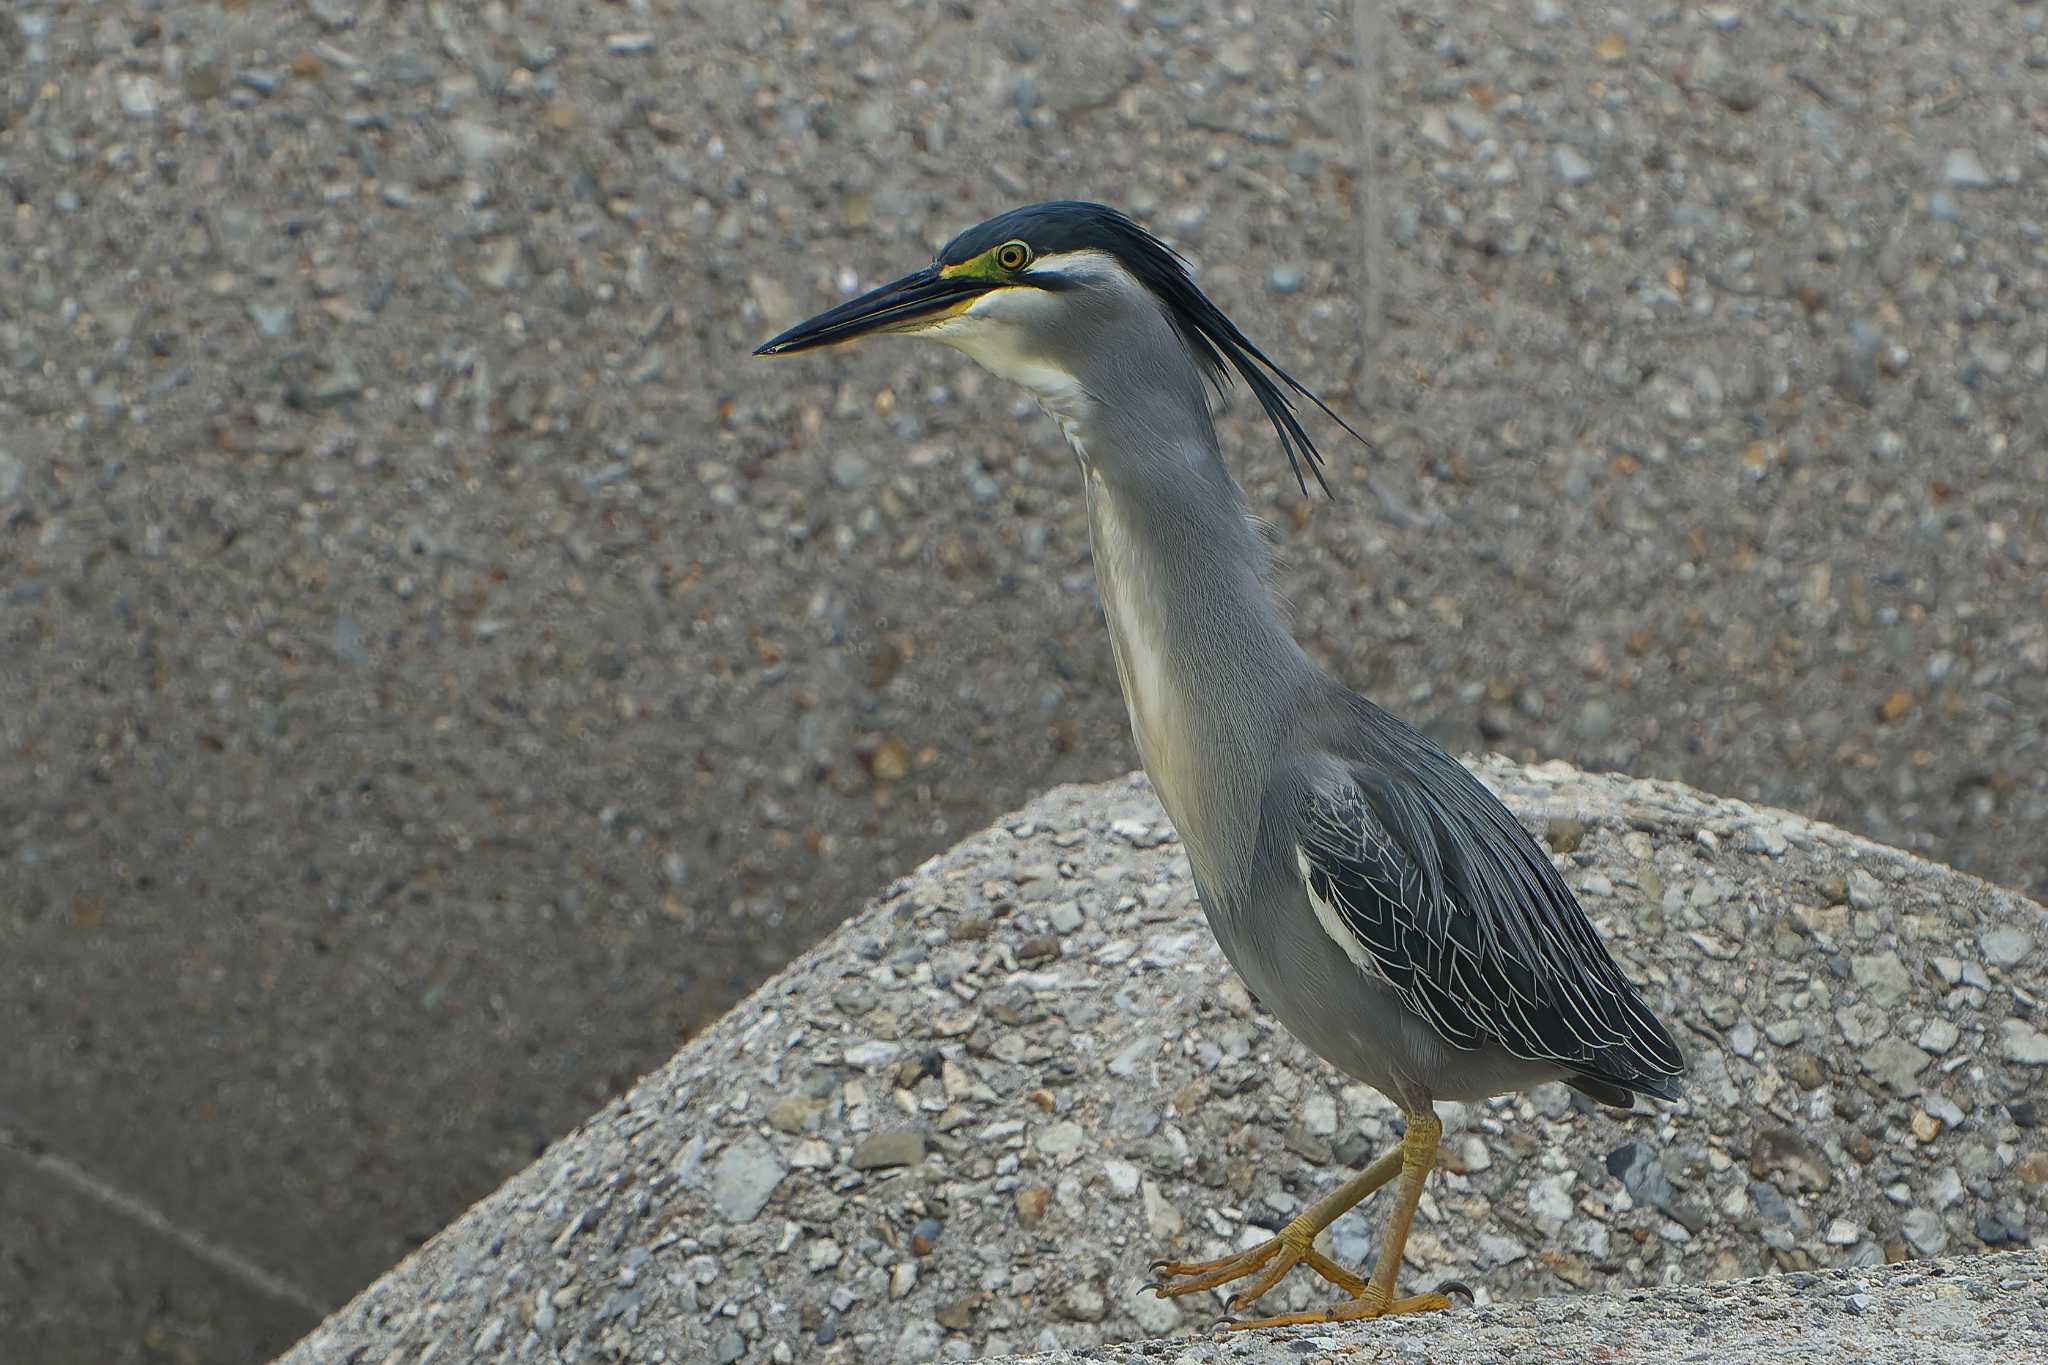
xmin=277 ymin=762 xmax=2048 ymax=1364
xmin=3 ymin=1 xmax=2045 ymax=1360
xmin=969 ymin=1251 xmax=2048 ymax=1365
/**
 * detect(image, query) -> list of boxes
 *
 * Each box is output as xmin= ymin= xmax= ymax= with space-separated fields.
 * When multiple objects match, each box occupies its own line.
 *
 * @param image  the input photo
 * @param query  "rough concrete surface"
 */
xmin=3 ymin=1 xmax=2046 ymax=1361
xmin=277 ymin=764 xmax=2048 ymax=1364
xmin=968 ymin=1252 xmax=2048 ymax=1365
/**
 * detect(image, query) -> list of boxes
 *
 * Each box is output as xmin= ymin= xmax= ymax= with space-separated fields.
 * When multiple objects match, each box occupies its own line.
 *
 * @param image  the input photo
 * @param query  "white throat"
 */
xmin=1082 ymin=472 xmax=1204 ymax=843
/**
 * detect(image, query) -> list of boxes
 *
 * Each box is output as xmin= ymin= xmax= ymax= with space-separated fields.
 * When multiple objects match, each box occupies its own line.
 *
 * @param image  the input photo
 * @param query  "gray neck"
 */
xmin=1057 ymin=345 xmax=1321 ymax=903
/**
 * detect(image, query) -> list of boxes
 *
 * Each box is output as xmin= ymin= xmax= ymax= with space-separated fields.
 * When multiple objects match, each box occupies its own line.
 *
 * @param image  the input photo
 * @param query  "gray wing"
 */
xmin=1288 ymin=755 xmax=1685 ymax=1101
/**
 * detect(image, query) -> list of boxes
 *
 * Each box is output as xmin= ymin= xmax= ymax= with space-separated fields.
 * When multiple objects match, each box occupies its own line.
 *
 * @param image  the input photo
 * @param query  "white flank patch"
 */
xmin=1299 ymin=845 xmax=1376 ymax=973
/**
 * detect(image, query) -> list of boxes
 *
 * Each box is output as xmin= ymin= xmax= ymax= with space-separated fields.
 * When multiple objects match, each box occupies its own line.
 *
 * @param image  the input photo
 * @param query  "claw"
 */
xmin=1434 ymin=1279 xmax=1474 ymax=1305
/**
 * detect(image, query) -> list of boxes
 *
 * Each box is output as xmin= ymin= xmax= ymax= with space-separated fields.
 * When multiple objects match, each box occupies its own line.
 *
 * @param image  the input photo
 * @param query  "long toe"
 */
xmin=1150 ymin=1232 xmax=1363 ymax=1310
xmin=1227 ymin=1288 xmax=1455 ymax=1332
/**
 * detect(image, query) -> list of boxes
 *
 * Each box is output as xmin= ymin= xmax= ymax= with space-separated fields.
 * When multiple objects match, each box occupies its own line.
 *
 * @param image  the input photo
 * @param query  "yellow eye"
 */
xmin=994 ymin=240 xmax=1031 ymax=271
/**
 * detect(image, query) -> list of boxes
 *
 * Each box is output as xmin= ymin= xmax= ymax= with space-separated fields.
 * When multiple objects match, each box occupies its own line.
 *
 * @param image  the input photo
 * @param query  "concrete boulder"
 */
xmin=279 ymin=760 xmax=2047 ymax=1363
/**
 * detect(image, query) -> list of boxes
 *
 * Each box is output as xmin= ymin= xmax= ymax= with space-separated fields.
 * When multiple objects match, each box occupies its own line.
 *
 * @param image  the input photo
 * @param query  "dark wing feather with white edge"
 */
xmin=1293 ymin=753 xmax=1685 ymax=1102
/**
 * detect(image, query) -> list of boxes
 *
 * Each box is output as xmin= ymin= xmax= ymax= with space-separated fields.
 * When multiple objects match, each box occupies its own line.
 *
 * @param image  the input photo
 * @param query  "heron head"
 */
xmin=754 ymin=200 xmax=1361 ymax=495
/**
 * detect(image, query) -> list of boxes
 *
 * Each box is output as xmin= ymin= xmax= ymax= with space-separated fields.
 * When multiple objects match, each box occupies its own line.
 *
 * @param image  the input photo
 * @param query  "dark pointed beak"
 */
xmin=753 ymin=265 xmax=994 ymax=356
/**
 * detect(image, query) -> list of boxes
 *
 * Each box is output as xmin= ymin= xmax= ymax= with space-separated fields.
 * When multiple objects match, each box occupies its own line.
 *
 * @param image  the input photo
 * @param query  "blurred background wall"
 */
xmin=1 ymin=1 xmax=2042 ymax=1360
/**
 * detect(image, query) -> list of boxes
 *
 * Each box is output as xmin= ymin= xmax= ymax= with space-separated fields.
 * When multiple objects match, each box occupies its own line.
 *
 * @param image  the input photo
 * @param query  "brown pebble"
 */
xmin=1783 ymin=1053 xmax=1826 ymax=1090
xmin=1015 ymin=1186 xmax=1051 ymax=1228
xmin=1546 ymin=818 xmax=1586 ymax=853
xmin=1017 ymin=935 xmax=1059 ymax=963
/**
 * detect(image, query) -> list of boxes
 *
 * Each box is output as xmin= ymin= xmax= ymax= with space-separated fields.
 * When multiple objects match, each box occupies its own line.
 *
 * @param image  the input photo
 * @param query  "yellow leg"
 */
xmin=1149 ymin=1144 xmax=1400 ymax=1311
xmin=1229 ymin=1108 xmax=1458 ymax=1331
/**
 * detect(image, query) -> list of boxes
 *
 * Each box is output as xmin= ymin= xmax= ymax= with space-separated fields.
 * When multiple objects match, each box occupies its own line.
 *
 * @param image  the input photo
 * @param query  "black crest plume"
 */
xmin=943 ymin=201 xmax=1366 ymax=497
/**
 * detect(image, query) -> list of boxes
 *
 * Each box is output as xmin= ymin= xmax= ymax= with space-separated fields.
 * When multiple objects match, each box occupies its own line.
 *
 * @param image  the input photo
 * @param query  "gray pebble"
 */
xmin=1942 ymin=149 xmax=1992 ymax=189
xmin=1999 ymin=1019 xmax=2048 ymax=1066
xmin=709 ymin=1136 xmax=787 ymax=1222
xmin=1552 ymin=146 xmax=1594 ymax=186
xmin=850 ymin=1129 xmax=926 ymax=1170
xmin=1980 ymin=928 xmax=2033 ymax=968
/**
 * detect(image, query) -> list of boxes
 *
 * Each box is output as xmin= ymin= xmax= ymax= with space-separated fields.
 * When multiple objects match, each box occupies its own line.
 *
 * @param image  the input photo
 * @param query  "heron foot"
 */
xmin=1147 ymin=1227 xmax=1367 ymax=1312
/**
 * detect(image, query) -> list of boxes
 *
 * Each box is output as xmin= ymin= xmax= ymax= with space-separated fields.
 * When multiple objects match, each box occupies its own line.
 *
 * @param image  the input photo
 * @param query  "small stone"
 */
xmin=1751 ymin=1127 xmax=1831 ymax=1192
xmin=1106 ymin=1036 xmax=1156 ymax=1078
xmin=1103 ymin=1159 xmax=1142 ymax=1198
xmin=248 ymin=302 xmax=293 ymax=338
xmin=808 ymin=1239 xmax=843 ymax=1271
xmin=1715 ymin=76 xmax=1763 ymax=112
xmin=1783 ymin=1052 xmax=1825 ymax=1090
xmin=2000 ymin=1019 xmax=2048 ymax=1066
xmin=1546 ymin=819 xmax=1585 ymax=853
xmin=1902 ymin=1208 xmax=1948 ymax=1257
xmin=1015 ymin=1186 xmax=1050 ymax=1229
xmin=1457 ymin=1135 xmax=1492 ymax=1173
xmin=1216 ymin=32 xmax=1257 ymax=78
xmin=934 ymin=1297 xmax=976 ymax=1331
xmin=1838 ymin=1003 xmax=1887 ymax=1047
xmin=844 ymin=1040 xmax=904 ymax=1069
xmin=1981 ymin=928 xmax=2034 ymax=968
xmin=1527 ymin=1173 xmax=1575 ymax=1230
xmin=1265 ymin=265 xmax=1305 ymax=294
xmin=1851 ymin=951 xmax=1912 ymax=1005
xmin=1129 ymin=1285 xmax=1183 ymax=1335
xmin=768 ymin=1095 xmax=820 ymax=1134
xmin=1302 ymin=1094 xmax=1338 ymax=1138
xmin=311 ymin=362 xmax=363 ymax=405
xmin=1917 ymin=1019 xmax=1960 ymax=1055
xmin=1975 ymin=1210 xmax=2025 ymax=1246
xmin=2014 ymin=1154 xmax=2048 ymax=1188
xmin=606 ymin=31 xmax=654 ymax=54
xmin=1942 ymin=149 xmax=1992 ymax=188
xmin=890 ymin=1262 xmax=918 ymax=1299
xmin=1728 ymin=1021 xmax=1759 ymax=1058
xmin=1847 ymin=868 xmax=1883 ymax=909
xmin=1476 ymin=1231 xmax=1529 ymax=1267
xmin=118 ymin=76 xmax=161 ymax=119
xmin=1822 ymin=1216 xmax=1863 ymax=1246
xmin=1607 ymin=1140 xmax=1675 ymax=1209
xmin=1141 ymin=1179 xmax=1183 ymax=1238
xmin=1765 ymin=1019 xmax=1806 ymax=1047
xmin=478 ymin=237 xmax=521 ymax=290
xmin=716 ymin=1329 xmax=746 ymax=1364
xmin=1048 ymin=900 xmax=1084 ymax=933
xmin=850 ymin=1130 xmax=926 ymax=1170
xmin=911 ymin=1217 xmax=944 ymax=1255
xmin=709 ymin=1136 xmax=787 ymax=1223
xmin=829 ymin=453 xmax=869 ymax=490
xmin=1060 ymin=1282 xmax=1108 ymax=1322
xmin=1911 ymin=1110 xmax=1942 ymax=1143
xmin=1864 ymin=1038 xmax=1933 ymax=1095
xmin=449 ymin=118 xmax=519 ymax=164
xmin=1553 ymin=146 xmax=1594 ymax=185
xmin=1036 ymin=1120 xmax=1085 ymax=1159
